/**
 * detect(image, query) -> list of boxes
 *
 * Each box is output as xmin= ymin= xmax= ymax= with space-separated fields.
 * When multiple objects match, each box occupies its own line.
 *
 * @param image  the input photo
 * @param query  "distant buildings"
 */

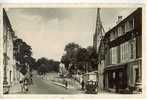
xmin=3 ymin=9 xmax=18 ymax=94
xmin=94 ymin=8 xmax=142 ymax=93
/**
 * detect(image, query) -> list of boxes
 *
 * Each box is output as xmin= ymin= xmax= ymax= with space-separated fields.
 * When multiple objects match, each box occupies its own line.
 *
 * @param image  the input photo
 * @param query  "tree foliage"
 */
xmin=13 ymin=38 xmax=36 ymax=75
xmin=61 ymin=42 xmax=98 ymax=75
xmin=36 ymin=57 xmax=60 ymax=75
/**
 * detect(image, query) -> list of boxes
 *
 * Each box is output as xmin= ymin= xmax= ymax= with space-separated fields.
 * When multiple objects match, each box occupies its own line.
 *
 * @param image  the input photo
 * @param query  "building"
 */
xmin=93 ymin=8 xmax=105 ymax=91
xmin=102 ymin=8 xmax=142 ymax=93
xmin=3 ymin=9 xmax=18 ymax=94
xmin=93 ymin=8 xmax=105 ymax=52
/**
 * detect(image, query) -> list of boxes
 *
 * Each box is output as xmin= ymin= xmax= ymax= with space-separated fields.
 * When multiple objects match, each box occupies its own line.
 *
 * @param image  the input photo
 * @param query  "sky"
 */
xmin=6 ymin=7 xmax=137 ymax=61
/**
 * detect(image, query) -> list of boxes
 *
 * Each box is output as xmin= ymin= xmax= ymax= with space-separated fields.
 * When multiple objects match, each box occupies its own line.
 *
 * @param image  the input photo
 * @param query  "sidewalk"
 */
xmin=97 ymin=89 xmax=118 ymax=94
xmin=9 ymin=83 xmax=22 ymax=94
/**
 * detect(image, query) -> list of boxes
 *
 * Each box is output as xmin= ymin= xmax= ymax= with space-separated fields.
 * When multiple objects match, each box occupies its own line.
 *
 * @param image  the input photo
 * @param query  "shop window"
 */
xmin=135 ymin=68 xmax=139 ymax=83
xmin=108 ymin=72 xmax=114 ymax=88
xmin=119 ymin=71 xmax=123 ymax=78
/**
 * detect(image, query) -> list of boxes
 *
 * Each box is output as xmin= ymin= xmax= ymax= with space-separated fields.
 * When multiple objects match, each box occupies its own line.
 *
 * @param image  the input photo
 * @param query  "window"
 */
xmin=110 ymin=30 xmax=118 ymax=41
xmin=120 ymin=39 xmax=136 ymax=63
xmin=110 ymin=32 xmax=114 ymax=41
xmin=110 ymin=47 xmax=118 ymax=64
xmin=110 ymin=31 xmax=116 ymax=41
xmin=118 ymin=27 xmax=122 ymax=36
xmin=120 ymin=41 xmax=131 ymax=63
xmin=125 ymin=18 xmax=134 ymax=32
xmin=130 ymin=38 xmax=136 ymax=59
xmin=121 ymin=24 xmax=125 ymax=35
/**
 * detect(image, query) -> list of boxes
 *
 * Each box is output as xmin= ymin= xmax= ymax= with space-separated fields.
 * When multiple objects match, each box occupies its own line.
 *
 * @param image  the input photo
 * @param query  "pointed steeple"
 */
xmin=93 ymin=8 xmax=105 ymax=53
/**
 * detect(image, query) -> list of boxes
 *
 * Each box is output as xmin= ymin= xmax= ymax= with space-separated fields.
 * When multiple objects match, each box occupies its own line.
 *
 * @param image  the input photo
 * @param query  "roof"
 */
xmin=3 ymin=8 xmax=15 ymax=37
xmin=104 ymin=8 xmax=142 ymax=38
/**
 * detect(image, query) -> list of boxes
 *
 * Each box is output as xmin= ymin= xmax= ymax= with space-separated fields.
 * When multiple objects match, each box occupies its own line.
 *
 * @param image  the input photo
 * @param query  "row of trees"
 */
xmin=61 ymin=42 xmax=98 ymax=75
xmin=13 ymin=38 xmax=97 ymax=76
xmin=13 ymin=37 xmax=60 ymax=75
xmin=35 ymin=57 xmax=60 ymax=75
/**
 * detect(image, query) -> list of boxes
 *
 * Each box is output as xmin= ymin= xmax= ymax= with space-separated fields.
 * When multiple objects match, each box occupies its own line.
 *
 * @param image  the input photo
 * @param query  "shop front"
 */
xmin=104 ymin=58 xmax=142 ymax=93
xmin=104 ymin=64 xmax=127 ymax=93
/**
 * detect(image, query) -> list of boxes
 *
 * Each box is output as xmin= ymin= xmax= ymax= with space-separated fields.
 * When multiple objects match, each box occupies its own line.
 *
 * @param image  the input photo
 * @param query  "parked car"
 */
xmin=85 ymin=80 xmax=98 ymax=94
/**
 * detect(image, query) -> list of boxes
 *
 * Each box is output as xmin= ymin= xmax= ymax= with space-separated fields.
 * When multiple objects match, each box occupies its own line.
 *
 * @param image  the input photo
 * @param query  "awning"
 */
xmin=104 ymin=58 xmax=141 ymax=71
xmin=104 ymin=64 xmax=126 ymax=71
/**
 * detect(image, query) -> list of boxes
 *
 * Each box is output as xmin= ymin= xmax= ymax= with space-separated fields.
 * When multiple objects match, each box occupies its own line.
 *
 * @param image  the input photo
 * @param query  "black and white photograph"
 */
xmin=2 ymin=6 xmax=142 ymax=95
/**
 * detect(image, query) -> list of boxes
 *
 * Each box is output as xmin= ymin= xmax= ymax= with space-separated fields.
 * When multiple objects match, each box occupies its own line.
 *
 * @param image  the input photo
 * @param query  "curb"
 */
xmin=52 ymin=81 xmax=75 ymax=89
xmin=52 ymin=82 xmax=66 ymax=88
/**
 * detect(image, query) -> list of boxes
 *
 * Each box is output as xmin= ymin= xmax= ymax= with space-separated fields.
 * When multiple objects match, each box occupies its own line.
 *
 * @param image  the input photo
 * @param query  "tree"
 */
xmin=26 ymin=57 xmax=36 ymax=71
xmin=64 ymin=42 xmax=80 ymax=54
xmin=13 ymin=38 xmax=34 ymax=75
xmin=76 ymin=48 xmax=89 ymax=73
xmin=62 ymin=42 xmax=80 ymax=73
xmin=52 ymin=61 xmax=60 ymax=72
xmin=86 ymin=46 xmax=98 ymax=71
xmin=36 ymin=57 xmax=60 ymax=74
xmin=61 ymin=42 xmax=98 ymax=75
xmin=37 ymin=63 xmax=48 ymax=75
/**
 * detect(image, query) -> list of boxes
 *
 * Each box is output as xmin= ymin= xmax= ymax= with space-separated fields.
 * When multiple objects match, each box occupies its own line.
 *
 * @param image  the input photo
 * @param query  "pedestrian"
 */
xmin=19 ymin=79 xmax=23 ymax=92
xmin=24 ymin=77 xmax=29 ymax=93
xmin=30 ymin=77 xmax=33 ymax=85
xmin=65 ymin=80 xmax=68 ymax=89
xmin=30 ymin=73 xmax=33 ymax=85
xmin=81 ymin=80 xmax=85 ymax=90
xmin=19 ymin=72 xmax=25 ymax=92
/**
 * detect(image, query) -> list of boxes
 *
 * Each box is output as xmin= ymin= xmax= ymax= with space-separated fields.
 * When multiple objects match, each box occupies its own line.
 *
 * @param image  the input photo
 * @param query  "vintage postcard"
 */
xmin=0 ymin=4 xmax=145 ymax=98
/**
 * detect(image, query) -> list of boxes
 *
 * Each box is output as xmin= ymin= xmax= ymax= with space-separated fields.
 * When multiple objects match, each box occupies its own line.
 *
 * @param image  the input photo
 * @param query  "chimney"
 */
xmin=116 ymin=16 xmax=122 ymax=24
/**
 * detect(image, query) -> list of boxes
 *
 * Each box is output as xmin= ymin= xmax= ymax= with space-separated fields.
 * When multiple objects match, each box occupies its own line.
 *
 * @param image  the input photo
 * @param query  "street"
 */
xmin=25 ymin=76 xmax=83 ymax=94
xmin=3 ymin=8 xmax=142 ymax=95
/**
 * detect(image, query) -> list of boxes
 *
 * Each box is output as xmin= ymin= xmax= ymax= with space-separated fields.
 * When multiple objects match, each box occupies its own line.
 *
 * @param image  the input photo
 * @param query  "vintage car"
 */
xmin=85 ymin=80 xmax=98 ymax=94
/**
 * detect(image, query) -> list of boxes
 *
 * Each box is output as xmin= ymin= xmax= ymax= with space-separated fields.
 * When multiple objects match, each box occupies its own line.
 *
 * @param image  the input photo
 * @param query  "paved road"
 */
xmin=27 ymin=76 xmax=83 ymax=94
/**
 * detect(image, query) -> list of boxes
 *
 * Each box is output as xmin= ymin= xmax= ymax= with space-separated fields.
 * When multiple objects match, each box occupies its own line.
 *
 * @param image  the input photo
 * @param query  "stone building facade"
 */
xmin=102 ymin=8 xmax=142 ymax=93
xmin=3 ymin=9 xmax=17 ymax=94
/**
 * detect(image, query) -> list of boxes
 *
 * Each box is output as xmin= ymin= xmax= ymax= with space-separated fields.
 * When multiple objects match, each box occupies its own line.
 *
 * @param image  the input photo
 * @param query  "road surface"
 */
xmin=27 ymin=76 xmax=83 ymax=94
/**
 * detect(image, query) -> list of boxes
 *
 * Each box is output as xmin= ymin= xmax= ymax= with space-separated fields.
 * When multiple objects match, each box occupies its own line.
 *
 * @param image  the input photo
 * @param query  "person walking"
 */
xmin=19 ymin=72 xmax=25 ymax=93
xmin=65 ymin=80 xmax=68 ymax=89
xmin=23 ymin=77 xmax=29 ymax=93
xmin=81 ymin=80 xmax=85 ymax=90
